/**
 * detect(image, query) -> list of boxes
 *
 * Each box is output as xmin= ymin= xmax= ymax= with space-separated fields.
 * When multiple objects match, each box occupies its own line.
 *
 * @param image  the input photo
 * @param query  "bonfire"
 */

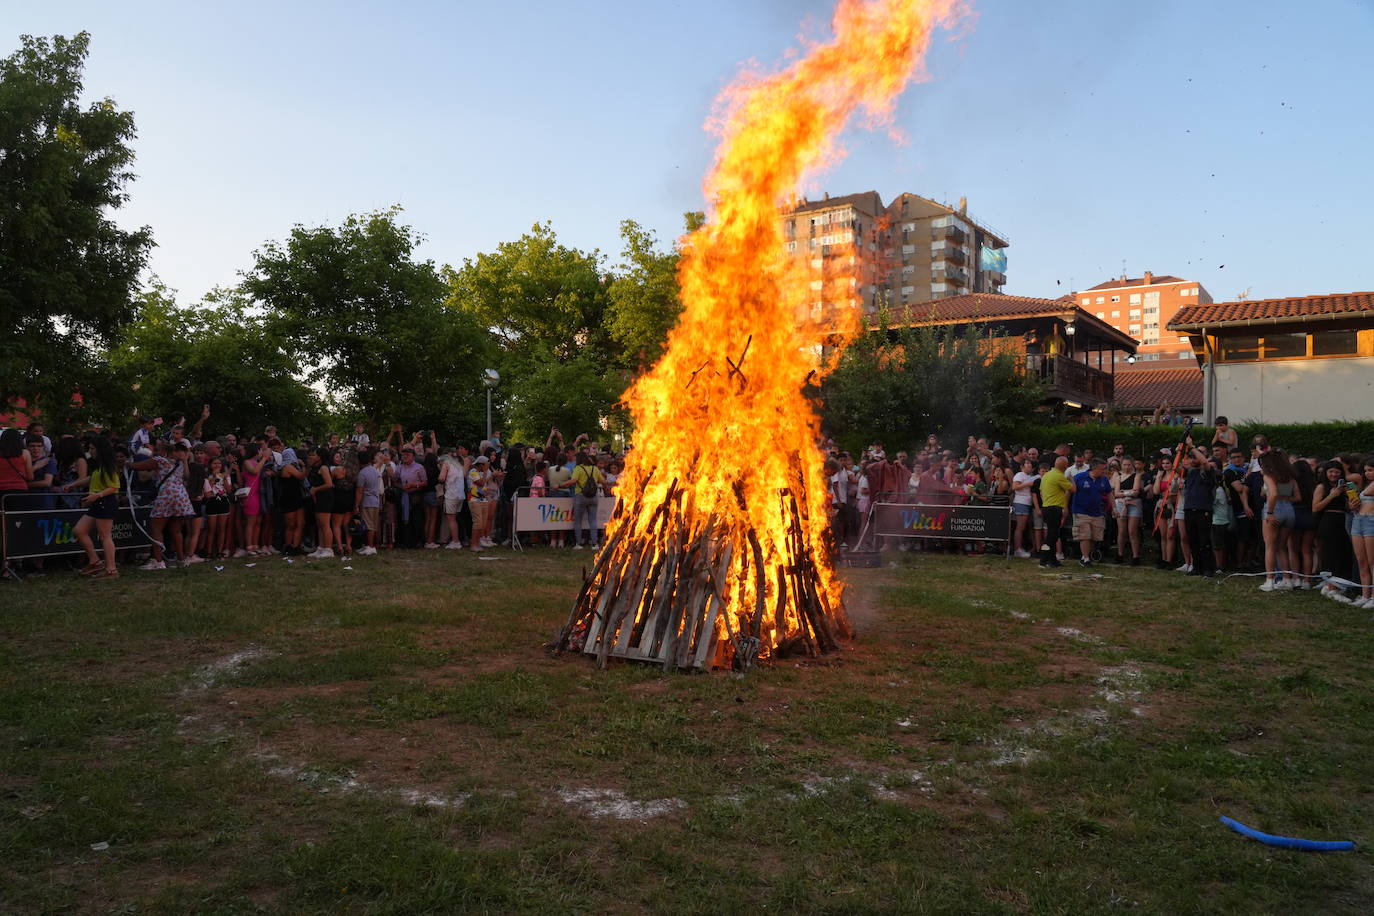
xmin=557 ymin=0 xmax=964 ymax=669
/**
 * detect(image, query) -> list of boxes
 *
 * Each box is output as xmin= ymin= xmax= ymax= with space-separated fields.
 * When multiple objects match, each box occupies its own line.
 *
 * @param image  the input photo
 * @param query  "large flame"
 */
xmin=570 ymin=0 xmax=965 ymax=667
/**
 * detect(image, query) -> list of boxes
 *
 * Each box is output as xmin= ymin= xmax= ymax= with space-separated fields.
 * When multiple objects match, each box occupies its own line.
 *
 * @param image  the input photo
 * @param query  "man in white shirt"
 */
xmin=830 ymin=452 xmax=861 ymax=550
xmin=439 ymin=445 xmax=470 ymax=549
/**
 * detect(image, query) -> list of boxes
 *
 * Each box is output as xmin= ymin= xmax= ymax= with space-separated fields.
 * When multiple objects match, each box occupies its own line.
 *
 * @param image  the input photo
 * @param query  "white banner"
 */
xmin=513 ymin=495 xmax=618 ymax=532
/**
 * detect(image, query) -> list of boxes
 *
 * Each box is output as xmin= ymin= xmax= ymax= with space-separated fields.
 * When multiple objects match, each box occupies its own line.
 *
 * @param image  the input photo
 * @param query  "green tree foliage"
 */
xmin=0 ymin=32 xmax=153 ymax=408
xmin=606 ymin=219 xmax=685 ymax=372
xmin=240 ymin=208 xmax=493 ymax=440
xmin=445 ymin=222 xmax=622 ymax=441
xmin=105 ymin=285 xmax=323 ymax=437
xmin=446 ymin=221 xmax=613 ymax=363
xmin=821 ymin=317 xmax=1045 ymax=451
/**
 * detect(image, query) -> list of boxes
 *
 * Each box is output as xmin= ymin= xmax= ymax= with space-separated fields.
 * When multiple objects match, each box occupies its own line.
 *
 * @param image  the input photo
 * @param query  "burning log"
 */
xmin=555 ymin=0 xmax=958 ymax=670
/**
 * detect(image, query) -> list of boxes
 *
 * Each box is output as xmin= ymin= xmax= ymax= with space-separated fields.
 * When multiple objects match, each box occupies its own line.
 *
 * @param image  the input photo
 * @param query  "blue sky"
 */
xmin=7 ymin=0 xmax=1373 ymax=304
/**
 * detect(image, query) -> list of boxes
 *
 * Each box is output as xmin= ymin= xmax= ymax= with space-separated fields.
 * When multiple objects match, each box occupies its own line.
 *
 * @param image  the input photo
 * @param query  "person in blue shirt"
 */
xmin=1071 ymin=459 xmax=1113 ymax=566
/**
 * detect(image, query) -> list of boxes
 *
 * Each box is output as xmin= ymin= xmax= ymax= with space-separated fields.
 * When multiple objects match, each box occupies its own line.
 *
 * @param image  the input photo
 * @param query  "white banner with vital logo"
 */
xmin=513 ymin=495 xmax=618 ymax=532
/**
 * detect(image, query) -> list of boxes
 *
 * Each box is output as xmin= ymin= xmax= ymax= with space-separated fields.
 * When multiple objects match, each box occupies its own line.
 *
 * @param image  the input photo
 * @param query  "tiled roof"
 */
xmin=894 ymin=293 xmax=1068 ymax=322
xmin=1114 ymin=367 xmax=1203 ymax=411
xmin=1169 ymin=291 xmax=1374 ymax=330
xmin=1087 ymin=275 xmax=1184 ymax=291
xmin=790 ymin=191 xmax=885 ymax=216
xmin=891 ymin=294 xmax=1138 ymax=350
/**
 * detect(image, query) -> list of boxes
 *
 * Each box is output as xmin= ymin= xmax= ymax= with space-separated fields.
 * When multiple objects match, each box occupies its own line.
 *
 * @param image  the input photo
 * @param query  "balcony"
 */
xmin=932 ymin=245 xmax=966 ymax=264
xmin=931 ymin=224 xmax=967 ymax=244
xmin=1025 ymin=354 xmax=1114 ymax=407
xmin=987 ymin=269 xmax=1006 ymax=287
xmin=931 ymin=264 xmax=969 ymax=286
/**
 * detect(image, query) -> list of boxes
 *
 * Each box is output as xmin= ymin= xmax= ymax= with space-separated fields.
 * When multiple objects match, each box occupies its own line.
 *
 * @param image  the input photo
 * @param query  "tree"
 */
xmin=605 ymin=218 xmax=686 ymax=372
xmin=445 ymin=221 xmax=614 ymax=363
xmin=240 ymin=208 xmax=494 ymax=441
xmin=0 ymin=32 xmax=153 ymax=411
xmin=821 ymin=317 xmax=1045 ymax=450
xmin=106 ymin=285 xmax=323 ymax=438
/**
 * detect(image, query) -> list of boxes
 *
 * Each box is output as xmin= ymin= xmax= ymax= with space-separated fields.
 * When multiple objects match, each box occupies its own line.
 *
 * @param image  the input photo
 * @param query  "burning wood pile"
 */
xmin=556 ymin=0 xmax=963 ymax=669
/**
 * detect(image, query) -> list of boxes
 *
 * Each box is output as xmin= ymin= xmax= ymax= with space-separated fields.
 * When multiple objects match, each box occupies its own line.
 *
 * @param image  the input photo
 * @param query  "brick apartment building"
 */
xmin=781 ymin=191 xmax=1008 ymax=320
xmin=1075 ymin=272 xmax=1212 ymax=369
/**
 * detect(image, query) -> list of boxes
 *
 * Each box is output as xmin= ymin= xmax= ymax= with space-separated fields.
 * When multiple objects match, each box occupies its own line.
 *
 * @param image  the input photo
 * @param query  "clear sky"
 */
xmin=7 ymin=0 xmax=1373 ymax=304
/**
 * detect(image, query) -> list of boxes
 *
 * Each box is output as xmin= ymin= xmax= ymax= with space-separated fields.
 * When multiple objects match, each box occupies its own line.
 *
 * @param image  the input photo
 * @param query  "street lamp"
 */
xmin=482 ymin=369 xmax=500 ymax=441
xmin=1126 ymin=354 xmax=1136 ymax=365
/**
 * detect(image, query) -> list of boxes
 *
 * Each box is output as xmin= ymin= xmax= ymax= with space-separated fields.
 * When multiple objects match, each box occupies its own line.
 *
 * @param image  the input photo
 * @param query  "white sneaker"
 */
xmin=480 ymin=537 xmax=495 ymax=548
xmin=140 ymin=559 xmax=166 ymax=571
xmin=309 ymin=548 xmax=333 ymax=559
xmin=1327 ymin=590 xmax=1353 ymax=605
xmin=424 ymin=542 xmax=439 ymax=549
xmin=182 ymin=555 xmax=205 ymax=565
xmin=1177 ymin=564 xmax=1192 ymax=574
xmin=444 ymin=541 xmax=463 ymax=550
xmin=1055 ymin=554 xmax=1065 ymax=562
xmin=1259 ymin=579 xmax=1276 ymax=592
xmin=1276 ymin=578 xmax=1295 ymax=591
xmin=1014 ymin=549 xmax=1031 ymax=559
xmin=573 ymin=544 xmax=585 ymax=550
xmin=1356 ymin=597 xmax=1374 ymax=609
xmin=358 ymin=546 xmax=377 ymax=556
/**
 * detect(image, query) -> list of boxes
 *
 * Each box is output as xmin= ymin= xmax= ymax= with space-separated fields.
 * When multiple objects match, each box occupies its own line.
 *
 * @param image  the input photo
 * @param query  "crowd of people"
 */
xmin=824 ymin=417 xmax=1374 ymax=607
xmin=4 ymin=411 xmax=1372 ymax=607
xmin=0 ymin=410 xmax=622 ymax=580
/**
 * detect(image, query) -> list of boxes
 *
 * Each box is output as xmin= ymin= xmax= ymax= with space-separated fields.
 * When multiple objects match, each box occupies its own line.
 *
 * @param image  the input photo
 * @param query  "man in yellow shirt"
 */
xmin=570 ymin=454 xmax=605 ymax=550
xmin=1038 ymin=456 xmax=1076 ymax=568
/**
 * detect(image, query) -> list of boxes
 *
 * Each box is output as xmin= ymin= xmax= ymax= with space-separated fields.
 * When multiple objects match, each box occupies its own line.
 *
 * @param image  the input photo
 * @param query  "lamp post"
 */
xmin=482 ymin=369 xmax=500 ymax=441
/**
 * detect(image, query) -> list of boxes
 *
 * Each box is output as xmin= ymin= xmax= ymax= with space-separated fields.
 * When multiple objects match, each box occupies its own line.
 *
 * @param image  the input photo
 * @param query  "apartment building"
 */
xmin=1075 ymin=272 xmax=1211 ymax=369
xmin=781 ymin=191 xmax=1008 ymax=320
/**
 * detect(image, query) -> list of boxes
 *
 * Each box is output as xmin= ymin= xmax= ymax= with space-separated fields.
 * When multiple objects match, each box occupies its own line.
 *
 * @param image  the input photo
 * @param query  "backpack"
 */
xmin=579 ymin=466 xmax=599 ymax=498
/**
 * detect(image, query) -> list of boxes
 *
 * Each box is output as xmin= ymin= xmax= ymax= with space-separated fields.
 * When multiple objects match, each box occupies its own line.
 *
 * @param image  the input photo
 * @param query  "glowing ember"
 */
xmin=559 ymin=0 xmax=966 ymax=669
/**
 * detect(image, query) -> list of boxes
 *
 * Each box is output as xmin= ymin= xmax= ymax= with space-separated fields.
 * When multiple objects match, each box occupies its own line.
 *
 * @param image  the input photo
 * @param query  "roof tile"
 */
xmin=1113 ymin=367 xmax=1203 ymax=410
xmin=1170 ymin=292 xmax=1374 ymax=329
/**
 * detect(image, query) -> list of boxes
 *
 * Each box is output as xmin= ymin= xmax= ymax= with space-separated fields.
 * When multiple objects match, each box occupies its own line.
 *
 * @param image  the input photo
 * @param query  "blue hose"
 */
xmin=1220 ymin=816 xmax=1354 ymax=852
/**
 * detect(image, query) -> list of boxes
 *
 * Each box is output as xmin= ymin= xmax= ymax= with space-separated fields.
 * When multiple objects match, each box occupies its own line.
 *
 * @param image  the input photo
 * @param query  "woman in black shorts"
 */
xmin=183 ymin=456 xmax=208 ymax=564
xmin=73 ymin=437 xmax=122 ymax=579
xmin=330 ymin=448 xmax=354 ymax=555
xmin=307 ymin=448 xmax=335 ymax=559
xmin=277 ymin=455 xmax=306 ymax=555
xmin=204 ymin=456 xmax=232 ymax=558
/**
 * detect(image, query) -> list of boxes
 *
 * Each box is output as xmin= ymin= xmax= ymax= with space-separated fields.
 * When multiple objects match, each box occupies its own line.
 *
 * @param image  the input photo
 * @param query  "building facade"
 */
xmin=1168 ymin=291 xmax=1374 ymax=423
xmin=1075 ymin=272 xmax=1211 ymax=369
xmin=781 ymin=191 xmax=1009 ymax=320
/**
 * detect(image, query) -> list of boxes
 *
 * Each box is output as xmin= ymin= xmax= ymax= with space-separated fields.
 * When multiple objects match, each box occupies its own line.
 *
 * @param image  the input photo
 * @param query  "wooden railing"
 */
xmin=1025 ymin=354 xmax=1114 ymax=404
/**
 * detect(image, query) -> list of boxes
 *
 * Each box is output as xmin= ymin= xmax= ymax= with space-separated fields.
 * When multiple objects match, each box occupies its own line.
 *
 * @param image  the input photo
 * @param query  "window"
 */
xmin=1144 ymin=291 xmax=1161 ymax=308
xmin=1129 ymin=325 xmax=1142 ymax=335
xmin=1312 ymin=329 xmax=1359 ymax=356
xmin=1110 ymin=295 xmax=1120 ymax=303
xmin=1111 ymin=310 xmax=1121 ymax=318
xmin=1096 ymin=296 xmax=1105 ymax=304
xmin=1220 ymin=335 xmax=1261 ymax=361
xmin=1179 ymin=288 xmax=1191 ymax=297
xmin=1095 ymin=311 xmax=1105 ymax=319
xmin=1144 ymin=306 xmax=1158 ymax=315
xmin=1081 ymin=297 xmax=1090 ymax=306
xmin=1129 ymin=293 xmax=1141 ymax=305
xmin=1263 ymin=333 xmax=1306 ymax=359
xmin=1190 ymin=287 xmax=1199 ymax=296
xmin=1145 ymin=322 xmax=1158 ymax=330
xmin=1129 ymin=309 xmax=1141 ymax=319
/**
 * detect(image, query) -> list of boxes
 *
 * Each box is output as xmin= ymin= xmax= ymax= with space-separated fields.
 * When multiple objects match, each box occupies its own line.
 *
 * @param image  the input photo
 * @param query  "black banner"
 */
xmin=871 ymin=502 xmax=1012 ymax=542
xmin=2 ymin=502 xmax=152 ymax=560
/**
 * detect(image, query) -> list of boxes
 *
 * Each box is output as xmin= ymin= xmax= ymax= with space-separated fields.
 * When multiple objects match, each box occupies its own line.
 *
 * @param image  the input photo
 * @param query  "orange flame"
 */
xmin=589 ymin=0 xmax=966 ymax=665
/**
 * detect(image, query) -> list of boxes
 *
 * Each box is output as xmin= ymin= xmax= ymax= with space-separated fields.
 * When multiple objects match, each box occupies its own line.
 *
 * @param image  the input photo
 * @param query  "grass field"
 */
xmin=3 ymin=547 xmax=1373 ymax=913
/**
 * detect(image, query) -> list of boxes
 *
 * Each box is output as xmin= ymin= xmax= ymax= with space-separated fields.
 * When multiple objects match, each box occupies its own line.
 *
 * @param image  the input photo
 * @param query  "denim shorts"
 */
xmin=1122 ymin=501 xmax=1142 ymax=519
xmin=1353 ymin=513 xmax=1374 ymax=537
xmin=1263 ymin=500 xmax=1296 ymax=528
xmin=1012 ymin=502 xmax=1032 ymax=517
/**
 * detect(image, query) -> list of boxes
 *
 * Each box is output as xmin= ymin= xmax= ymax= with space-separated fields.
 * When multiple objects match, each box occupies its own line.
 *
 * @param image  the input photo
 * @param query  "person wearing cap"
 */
xmin=467 ymin=455 xmax=496 ymax=550
xmin=396 ymin=446 xmax=427 ymax=548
